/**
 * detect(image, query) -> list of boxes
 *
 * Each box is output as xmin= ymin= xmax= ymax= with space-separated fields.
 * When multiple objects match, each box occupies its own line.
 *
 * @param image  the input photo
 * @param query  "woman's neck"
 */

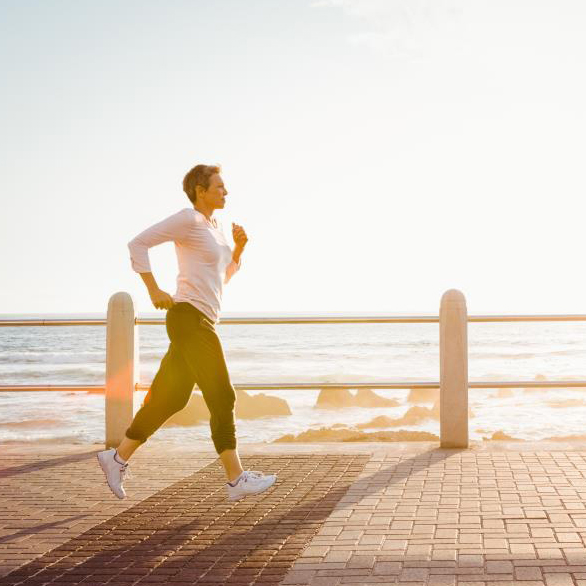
xmin=194 ymin=203 xmax=217 ymax=227
xmin=194 ymin=202 xmax=214 ymax=221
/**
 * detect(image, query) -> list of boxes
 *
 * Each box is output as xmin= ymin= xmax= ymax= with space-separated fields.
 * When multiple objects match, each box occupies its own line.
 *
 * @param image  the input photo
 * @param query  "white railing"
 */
xmin=2 ymin=290 xmax=586 ymax=448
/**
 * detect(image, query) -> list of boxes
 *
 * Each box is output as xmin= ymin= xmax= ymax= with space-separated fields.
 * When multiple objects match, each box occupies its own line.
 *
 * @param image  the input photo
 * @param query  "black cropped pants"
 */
xmin=125 ymin=302 xmax=237 ymax=454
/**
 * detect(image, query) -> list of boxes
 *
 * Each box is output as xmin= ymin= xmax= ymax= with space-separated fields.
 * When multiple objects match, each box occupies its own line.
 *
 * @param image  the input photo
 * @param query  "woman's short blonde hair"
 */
xmin=182 ymin=164 xmax=221 ymax=203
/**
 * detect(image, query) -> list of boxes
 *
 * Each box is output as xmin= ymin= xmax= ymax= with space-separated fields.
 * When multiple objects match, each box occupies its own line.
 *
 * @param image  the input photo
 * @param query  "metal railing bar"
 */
xmin=0 ymin=319 xmax=108 ymax=327
xmin=469 ymin=380 xmax=586 ymax=389
xmin=469 ymin=315 xmax=586 ymax=323
xmin=131 ymin=380 xmax=586 ymax=390
xmin=3 ymin=314 xmax=586 ymax=327
xmin=0 ymin=385 xmax=105 ymax=392
xmin=157 ymin=316 xmax=441 ymax=325
xmin=3 ymin=380 xmax=586 ymax=393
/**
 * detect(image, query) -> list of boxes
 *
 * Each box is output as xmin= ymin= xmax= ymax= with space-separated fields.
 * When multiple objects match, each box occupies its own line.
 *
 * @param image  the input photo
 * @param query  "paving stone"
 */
xmin=516 ymin=567 xmax=544 ymax=580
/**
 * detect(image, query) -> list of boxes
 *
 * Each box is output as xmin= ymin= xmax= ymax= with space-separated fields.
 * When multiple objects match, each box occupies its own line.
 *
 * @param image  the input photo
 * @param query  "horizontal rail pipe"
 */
xmin=0 ymin=319 xmax=109 ymax=326
xmin=3 ymin=314 xmax=586 ymax=327
xmin=3 ymin=380 xmax=586 ymax=393
xmin=0 ymin=385 xmax=106 ymax=392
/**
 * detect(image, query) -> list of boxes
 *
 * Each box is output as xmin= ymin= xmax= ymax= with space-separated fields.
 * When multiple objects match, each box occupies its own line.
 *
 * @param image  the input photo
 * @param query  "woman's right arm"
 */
xmin=127 ymin=209 xmax=192 ymax=310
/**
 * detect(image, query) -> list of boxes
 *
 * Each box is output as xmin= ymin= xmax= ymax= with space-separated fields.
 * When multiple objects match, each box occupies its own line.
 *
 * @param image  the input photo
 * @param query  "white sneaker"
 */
xmin=225 ymin=470 xmax=277 ymax=501
xmin=97 ymin=448 xmax=132 ymax=499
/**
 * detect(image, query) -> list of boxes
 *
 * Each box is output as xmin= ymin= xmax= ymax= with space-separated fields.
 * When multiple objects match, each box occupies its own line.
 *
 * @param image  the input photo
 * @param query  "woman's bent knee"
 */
xmin=124 ymin=395 xmax=190 ymax=444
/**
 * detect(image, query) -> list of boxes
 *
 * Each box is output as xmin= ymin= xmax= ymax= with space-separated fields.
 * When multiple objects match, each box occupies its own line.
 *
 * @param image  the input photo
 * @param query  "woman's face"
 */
xmin=201 ymin=173 xmax=227 ymax=209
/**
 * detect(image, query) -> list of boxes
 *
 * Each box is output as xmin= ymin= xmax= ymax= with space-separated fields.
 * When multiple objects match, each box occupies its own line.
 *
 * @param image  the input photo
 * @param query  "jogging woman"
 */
xmin=97 ymin=164 xmax=277 ymax=501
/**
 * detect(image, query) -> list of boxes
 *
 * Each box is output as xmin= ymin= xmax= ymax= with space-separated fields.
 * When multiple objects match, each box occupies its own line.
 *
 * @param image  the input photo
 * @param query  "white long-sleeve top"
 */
xmin=127 ymin=207 xmax=241 ymax=323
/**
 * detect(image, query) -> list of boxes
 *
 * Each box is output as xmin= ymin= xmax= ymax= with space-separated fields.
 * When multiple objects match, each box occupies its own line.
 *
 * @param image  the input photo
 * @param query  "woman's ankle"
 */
xmin=116 ymin=437 xmax=142 ymax=461
xmin=228 ymin=471 xmax=244 ymax=485
xmin=114 ymin=450 xmax=128 ymax=465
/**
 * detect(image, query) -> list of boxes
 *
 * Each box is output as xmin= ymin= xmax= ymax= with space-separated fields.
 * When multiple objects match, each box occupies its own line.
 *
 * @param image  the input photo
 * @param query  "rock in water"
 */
xmin=314 ymin=387 xmax=356 ymax=409
xmin=353 ymin=389 xmax=400 ymax=407
xmin=483 ymin=430 xmax=522 ymax=441
xmin=356 ymin=415 xmax=397 ymax=429
xmin=356 ymin=406 xmax=436 ymax=429
xmin=163 ymin=389 xmax=291 ymax=426
xmin=314 ymin=388 xmax=399 ymax=409
xmin=407 ymin=388 xmax=439 ymax=403
xmin=545 ymin=434 xmax=586 ymax=441
xmin=234 ymin=389 xmax=291 ymax=419
xmin=273 ymin=427 xmax=438 ymax=442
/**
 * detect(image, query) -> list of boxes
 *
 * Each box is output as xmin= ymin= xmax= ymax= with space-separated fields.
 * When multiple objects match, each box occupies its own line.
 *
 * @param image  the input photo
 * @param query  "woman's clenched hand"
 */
xmin=149 ymin=287 xmax=176 ymax=310
xmin=232 ymin=223 xmax=248 ymax=249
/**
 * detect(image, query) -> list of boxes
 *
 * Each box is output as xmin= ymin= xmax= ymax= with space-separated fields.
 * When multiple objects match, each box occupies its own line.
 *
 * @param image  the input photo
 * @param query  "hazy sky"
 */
xmin=1 ymin=0 xmax=585 ymax=315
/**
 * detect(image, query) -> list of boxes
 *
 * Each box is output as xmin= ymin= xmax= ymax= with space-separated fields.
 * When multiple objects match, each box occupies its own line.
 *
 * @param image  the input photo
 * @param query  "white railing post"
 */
xmin=105 ymin=292 xmax=137 ymax=448
xmin=440 ymin=289 xmax=469 ymax=448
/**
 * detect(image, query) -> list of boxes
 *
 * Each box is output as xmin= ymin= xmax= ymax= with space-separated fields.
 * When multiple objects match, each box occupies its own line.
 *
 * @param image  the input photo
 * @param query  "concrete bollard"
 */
xmin=105 ymin=292 xmax=137 ymax=448
xmin=440 ymin=289 xmax=469 ymax=448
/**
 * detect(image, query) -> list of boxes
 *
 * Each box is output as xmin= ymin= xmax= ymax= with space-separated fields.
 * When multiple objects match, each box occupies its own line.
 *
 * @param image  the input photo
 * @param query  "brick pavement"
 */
xmin=3 ymin=443 xmax=586 ymax=585
xmin=0 ymin=445 xmax=218 ymax=580
xmin=285 ymin=448 xmax=586 ymax=586
xmin=0 ymin=444 xmax=367 ymax=585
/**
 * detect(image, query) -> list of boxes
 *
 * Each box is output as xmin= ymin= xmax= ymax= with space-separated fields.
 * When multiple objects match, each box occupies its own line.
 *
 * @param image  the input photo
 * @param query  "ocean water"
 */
xmin=1 ymin=312 xmax=586 ymax=445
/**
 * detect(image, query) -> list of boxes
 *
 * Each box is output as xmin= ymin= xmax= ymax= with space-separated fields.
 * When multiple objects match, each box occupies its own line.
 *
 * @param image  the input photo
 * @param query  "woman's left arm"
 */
xmin=231 ymin=223 xmax=247 ymax=263
xmin=224 ymin=223 xmax=248 ymax=285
